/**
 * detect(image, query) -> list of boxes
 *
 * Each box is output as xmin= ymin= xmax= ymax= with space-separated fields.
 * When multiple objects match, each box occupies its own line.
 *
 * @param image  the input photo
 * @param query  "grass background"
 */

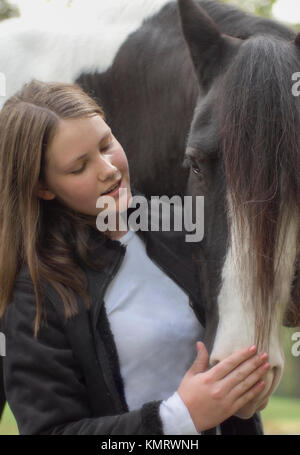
xmin=260 ymin=395 xmax=300 ymax=435
xmin=0 ymin=395 xmax=299 ymax=435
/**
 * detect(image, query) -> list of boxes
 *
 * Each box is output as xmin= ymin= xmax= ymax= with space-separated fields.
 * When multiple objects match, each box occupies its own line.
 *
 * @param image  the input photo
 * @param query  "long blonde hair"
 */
xmin=0 ymin=79 xmax=107 ymax=337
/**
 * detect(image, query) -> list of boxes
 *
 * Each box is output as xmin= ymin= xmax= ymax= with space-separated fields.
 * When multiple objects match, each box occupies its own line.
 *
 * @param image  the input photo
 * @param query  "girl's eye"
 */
xmin=101 ymin=141 xmax=113 ymax=152
xmin=71 ymin=162 xmax=87 ymax=174
xmin=70 ymin=139 xmax=113 ymax=174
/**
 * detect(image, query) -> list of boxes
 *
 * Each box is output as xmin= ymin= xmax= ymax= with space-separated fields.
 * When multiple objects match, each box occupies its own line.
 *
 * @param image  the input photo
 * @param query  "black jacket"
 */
xmin=2 ymin=202 xmax=263 ymax=435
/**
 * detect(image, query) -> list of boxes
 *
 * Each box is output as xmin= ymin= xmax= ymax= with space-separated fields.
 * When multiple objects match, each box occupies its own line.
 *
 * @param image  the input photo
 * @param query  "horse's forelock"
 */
xmin=218 ymin=35 xmax=300 ymax=349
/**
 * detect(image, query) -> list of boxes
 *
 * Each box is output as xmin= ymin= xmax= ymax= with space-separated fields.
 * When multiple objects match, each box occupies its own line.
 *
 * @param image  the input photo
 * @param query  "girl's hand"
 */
xmin=177 ymin=342 xmax=270 ymax=432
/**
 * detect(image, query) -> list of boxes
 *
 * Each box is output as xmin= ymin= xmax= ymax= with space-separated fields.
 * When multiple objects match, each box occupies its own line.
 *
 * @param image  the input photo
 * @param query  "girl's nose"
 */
xmin=97 ymin=154 xmax=118 ymax=182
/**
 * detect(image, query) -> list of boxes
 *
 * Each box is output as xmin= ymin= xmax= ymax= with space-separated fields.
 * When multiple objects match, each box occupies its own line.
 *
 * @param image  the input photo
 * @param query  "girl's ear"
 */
xmin=36 ymin=182 xmax=56 ymax=200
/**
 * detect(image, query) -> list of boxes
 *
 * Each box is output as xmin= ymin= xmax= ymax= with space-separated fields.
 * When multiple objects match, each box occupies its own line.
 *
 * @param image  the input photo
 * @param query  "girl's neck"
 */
xmin=104 ymin=228 xmax=129 ymax=241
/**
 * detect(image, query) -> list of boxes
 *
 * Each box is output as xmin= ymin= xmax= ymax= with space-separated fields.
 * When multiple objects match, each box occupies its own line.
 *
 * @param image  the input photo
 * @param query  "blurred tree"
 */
xmin=0 ymin=0 xmax=19 ymax=21
xmin=221 ymin=0 xmax=276 ymax=18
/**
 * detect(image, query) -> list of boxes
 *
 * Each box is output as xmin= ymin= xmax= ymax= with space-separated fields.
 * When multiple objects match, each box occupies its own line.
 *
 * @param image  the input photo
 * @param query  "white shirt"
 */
xmin=103 ymin=228 xmax=204 ymax=434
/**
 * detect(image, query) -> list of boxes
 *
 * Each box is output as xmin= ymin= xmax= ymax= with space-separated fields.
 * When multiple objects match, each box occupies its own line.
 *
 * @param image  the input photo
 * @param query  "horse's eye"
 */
xmin=183 ymin=155 xmax=203 ymax=177
xmin=192 ymin=165 xmax=202 ymax=176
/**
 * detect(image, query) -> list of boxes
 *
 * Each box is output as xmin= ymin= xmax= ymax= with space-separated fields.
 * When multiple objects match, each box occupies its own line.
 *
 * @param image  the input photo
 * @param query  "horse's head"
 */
xmin=178 ymin=0 xmax=300 ymax=418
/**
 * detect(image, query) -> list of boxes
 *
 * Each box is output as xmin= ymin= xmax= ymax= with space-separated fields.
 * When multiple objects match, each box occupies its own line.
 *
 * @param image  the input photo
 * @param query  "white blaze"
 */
xmin=210 ymin=196 xmax=298 ymax=418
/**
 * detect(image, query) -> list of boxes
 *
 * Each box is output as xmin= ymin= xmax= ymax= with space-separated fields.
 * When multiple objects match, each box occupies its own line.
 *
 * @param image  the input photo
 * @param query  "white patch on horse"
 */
xmin=210 ymin=195 xmax=298 ymax=416
xmin=0 ymin=0 xmax=173 ymax=108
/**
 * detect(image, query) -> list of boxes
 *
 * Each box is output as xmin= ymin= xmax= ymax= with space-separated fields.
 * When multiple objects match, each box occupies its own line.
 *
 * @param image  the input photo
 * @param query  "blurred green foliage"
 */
xmin=221 ymin=1 xmax=300 ymax=30
xmin=221 ymin=0 xmax=277 ymax=18
xmin=0 ymin=0 xmax=19 ymax=21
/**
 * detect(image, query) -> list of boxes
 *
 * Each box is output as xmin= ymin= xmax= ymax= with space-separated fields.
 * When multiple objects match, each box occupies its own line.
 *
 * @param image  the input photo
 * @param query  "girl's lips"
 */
xmin=101 ymin=179 xmax=122 ymax=197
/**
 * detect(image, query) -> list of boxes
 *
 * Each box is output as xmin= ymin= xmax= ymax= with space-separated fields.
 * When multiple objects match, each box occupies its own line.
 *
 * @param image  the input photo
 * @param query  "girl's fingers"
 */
xmin=219 ymin=352 xmax=269 ymax=393
xmin=209 ymin=345 xmax=260 ymax=381
xmin=227 ymin=361 xmax=270 ymax=399
xmin=232 ymin=380 xmax=266 ymax=416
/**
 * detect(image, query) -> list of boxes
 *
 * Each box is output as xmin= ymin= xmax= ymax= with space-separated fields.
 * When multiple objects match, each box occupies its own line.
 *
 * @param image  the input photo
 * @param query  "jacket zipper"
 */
xmin=91 ymin=244 xmax=127 ymax=413
xmin=92 ymin=244 xmax=126 ymax=329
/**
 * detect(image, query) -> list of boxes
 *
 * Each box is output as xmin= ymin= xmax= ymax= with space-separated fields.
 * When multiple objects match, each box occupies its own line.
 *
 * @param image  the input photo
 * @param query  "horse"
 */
xmin=0 ymin=0 xmax=300 ymax=422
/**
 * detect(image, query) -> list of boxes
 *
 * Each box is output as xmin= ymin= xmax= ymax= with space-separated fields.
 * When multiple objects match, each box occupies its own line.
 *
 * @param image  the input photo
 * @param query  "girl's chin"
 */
xmin=96 ymin=189 xmax=132 ymax=216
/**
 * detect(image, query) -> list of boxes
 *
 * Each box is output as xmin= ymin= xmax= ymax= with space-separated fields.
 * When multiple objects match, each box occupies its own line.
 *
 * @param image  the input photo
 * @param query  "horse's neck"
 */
xmin=198 ymin=0 xmax=295 ymax=40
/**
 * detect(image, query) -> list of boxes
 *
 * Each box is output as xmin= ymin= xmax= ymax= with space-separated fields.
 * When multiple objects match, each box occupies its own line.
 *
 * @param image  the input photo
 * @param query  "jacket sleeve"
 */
xmin=2 ymin=276 xmax=163 ymax=435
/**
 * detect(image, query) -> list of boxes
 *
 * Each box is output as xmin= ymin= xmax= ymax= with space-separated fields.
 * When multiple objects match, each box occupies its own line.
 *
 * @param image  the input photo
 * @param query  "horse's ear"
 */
xmin=177 ymin=0 xmax=240 ymax=88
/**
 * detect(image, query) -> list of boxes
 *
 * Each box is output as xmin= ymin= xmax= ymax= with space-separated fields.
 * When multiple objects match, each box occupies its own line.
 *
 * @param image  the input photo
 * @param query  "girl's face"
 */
xmin=37 ymin=115 xmax=132 ymax=220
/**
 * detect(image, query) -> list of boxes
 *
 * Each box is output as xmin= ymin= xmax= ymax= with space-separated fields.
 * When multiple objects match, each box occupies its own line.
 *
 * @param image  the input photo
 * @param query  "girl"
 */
xmin=0 ymin=80 xmax=269 ymax=435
